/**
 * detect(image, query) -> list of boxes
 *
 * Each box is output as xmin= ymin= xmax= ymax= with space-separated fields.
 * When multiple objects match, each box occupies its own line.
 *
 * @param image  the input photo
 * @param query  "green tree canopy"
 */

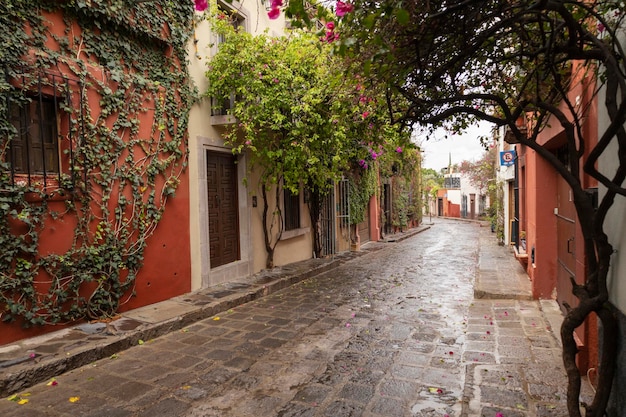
xmin=279 ymin=1 xmax=626 ymax=415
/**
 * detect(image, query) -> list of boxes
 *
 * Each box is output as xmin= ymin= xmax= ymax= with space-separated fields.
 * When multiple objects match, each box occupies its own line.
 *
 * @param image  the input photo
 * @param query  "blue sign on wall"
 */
xmin=500 ymin=150 xmax=516 ymax=166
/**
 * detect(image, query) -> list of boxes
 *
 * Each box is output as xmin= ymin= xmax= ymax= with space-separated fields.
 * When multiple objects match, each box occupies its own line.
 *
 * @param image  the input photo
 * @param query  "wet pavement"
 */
xmin=0 ymin=219 xmax=590 ymax=416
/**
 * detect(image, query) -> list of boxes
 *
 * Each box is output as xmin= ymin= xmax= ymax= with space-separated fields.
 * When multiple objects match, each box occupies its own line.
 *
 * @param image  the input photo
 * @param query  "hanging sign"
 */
xmin=500 ymin=150 xmax=516 ymax=166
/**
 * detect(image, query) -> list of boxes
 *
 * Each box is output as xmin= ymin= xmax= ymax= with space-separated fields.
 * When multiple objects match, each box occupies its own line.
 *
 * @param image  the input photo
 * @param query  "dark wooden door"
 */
xmin=556 ymin=176 xmax=579 ymax=309
xmin=207 ymin=151 xmax=240 ymax=268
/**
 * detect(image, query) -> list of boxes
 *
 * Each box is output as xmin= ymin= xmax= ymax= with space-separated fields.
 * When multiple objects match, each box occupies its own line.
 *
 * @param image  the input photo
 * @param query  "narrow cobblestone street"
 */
xmin=0 ymin=220 xmax=578 ymax=417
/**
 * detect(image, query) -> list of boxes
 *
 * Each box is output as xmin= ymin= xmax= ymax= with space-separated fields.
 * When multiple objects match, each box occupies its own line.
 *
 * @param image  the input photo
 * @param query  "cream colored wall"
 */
xmin=598 ymin=82 xmax=626 ymax=315
xmin=246 ymin=171 xmax=314 ymax=271
xmin=187 ymin=2 xmax=303 ymax=290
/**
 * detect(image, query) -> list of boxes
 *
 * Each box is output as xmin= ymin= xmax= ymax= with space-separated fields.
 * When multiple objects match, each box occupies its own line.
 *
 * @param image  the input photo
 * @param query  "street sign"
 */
xmin=500 ymin=150 xmax=516 ymax=166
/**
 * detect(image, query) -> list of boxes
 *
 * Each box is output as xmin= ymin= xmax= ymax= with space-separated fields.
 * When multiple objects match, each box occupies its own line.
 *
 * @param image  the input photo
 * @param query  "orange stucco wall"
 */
xmin=517 ymin=58 xmax=599 ymax=373
xmin=522 ymin=150 xmax=558 ymax=298
xmin=436 ymin=189 xmax=460 ymax=218
xmin=1 ymin=11 xmax=191 ymax=345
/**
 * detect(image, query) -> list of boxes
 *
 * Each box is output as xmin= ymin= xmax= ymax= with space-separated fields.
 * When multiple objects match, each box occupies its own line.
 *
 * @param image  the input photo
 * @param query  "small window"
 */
xmin=2 ymin=67 xmax=84 ymax=189
xmin=283 ymin=187 xmax=300 ymax=231
xmin=216 ymin=4 xmax=246 ymax=47
xmin=7 ymin=96 xmax=60 ymax=176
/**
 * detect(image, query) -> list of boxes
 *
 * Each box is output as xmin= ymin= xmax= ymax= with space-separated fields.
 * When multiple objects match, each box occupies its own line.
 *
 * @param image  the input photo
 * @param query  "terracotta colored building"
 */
xmin=0 ymin=3 xmax=193 ymax=345
xmin=505 ymin=60 xmax=599 ymax=374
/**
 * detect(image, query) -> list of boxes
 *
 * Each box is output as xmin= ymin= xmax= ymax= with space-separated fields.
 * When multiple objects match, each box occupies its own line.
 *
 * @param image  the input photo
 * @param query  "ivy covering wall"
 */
xmin=0 ymin=1 xmax=194 ymax=327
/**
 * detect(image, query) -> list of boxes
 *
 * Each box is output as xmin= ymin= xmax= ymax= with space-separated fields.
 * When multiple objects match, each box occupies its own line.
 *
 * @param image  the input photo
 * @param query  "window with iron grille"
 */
xmin=8 ymin=96 xmax=59 ymax=175
xmin=444 ymin=176 xmax=461 ymax=189
xmin=3 ymin=67 xmax=83 ymax=188
xmin=210 ymin=2 xmax=246 ymax=117
xmin=283 ymin=187 xmax=300 ymax=231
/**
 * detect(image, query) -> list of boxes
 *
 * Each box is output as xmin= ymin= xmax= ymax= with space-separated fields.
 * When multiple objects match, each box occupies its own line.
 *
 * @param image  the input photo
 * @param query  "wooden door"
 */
xmin=206 ymin=151 xmax=240 ymax=268
xmin=556 ymin=176 xmax=577 ymax=310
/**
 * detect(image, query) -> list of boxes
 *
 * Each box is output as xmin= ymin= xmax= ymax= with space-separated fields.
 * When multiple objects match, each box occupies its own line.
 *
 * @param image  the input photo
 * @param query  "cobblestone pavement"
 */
xmin=0 ymin=219 xmax=586 ymax=416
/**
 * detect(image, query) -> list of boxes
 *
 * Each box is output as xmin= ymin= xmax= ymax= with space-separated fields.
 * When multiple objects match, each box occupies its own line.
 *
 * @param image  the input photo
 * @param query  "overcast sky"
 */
xmin=417 ymin=121 xmax=495 ymax=171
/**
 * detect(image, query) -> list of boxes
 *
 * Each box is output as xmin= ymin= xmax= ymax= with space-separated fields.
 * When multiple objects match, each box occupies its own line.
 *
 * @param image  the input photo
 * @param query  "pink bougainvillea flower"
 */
xmin=362 ymin=111 xmax=370 ymax=119
xmin=194 ymin=0 xmax=208 ymax=12
xmin=496 ymin=413 xmax=504 ymax=417
xmin=396 ymin=146 xmax=402 ymax=153
xmin=271 ymin=0 xmax=283 ymax=7
xmin=326 ymin=21 xmax=335 ymax=31
xmin=324 ymin=30 xmax=338 ymax=43
xmin=335 ymin=1 xmax=354 ymax=17
xmin=268 ymin=7 xmax=281 ymax=19
xmin=597 ymin=22 xmax=605 ymax=33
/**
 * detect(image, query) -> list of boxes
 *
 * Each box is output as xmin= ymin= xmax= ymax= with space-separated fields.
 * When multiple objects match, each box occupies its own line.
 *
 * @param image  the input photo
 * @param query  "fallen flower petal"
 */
xmin=46 ymin=378 xmax=58 ymax=386
xmin=69 ymin=396 xmax=80 ymax=403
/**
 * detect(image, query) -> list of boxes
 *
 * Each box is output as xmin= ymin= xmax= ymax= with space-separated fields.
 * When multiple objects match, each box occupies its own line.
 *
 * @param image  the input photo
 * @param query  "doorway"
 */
xmin=206 ymin=151 xmax=240 ymax=268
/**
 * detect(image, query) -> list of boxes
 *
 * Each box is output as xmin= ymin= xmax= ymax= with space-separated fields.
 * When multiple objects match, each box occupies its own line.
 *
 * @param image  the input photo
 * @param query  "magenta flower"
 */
xmin=496 ymin=413 xmax=504 ymax=417
xmin=268 ymin=7 xmax=280 ymax=19
xmin=358 ymin=159 xmax=368 ymax=169
xmin=324 ymin=30 xmax=338 ymax=43
xmin=271 ymin=0 xmax=283 ymax=7
xmin=194 ymin=0 xmax=208 ymax=11
xmin=335 ymin=1 xmax=354 ymax=17
xmin=396 ymin=146 xmax=402 ymax=153
xmin=362 ymin=111 xmax=370 ymax=119
xmin=326 ymin=21 xmax=335 ymax=31
xmin=597 ymin=22 xmax=605 ymax=33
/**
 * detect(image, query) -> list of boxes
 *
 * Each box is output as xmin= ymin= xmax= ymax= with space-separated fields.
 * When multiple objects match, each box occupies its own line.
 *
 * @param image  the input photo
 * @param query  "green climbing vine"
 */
xmin=348 ymin=166 xmax=377 ymax=225
xmin=0 ymin=1 xmax=194 ymax=327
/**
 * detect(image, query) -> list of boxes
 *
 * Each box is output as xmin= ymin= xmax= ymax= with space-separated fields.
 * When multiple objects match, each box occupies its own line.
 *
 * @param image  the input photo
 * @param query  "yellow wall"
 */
xmin=187 ymin=2 xmax=314 ymax=290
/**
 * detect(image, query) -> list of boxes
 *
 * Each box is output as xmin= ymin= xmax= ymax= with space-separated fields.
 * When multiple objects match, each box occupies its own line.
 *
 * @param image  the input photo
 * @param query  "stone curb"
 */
xmin=473 ymin=288 xmax=534 ymax=301
xmin=0 ymin=226 xmax=431 ymax=397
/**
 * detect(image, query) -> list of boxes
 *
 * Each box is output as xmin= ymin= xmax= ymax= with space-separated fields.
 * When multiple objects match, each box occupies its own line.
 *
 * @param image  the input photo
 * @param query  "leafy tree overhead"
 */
xmin=205 ymin=13 xmax=411 ymax=266
xmin=280 ymin=1 xmax=626 ymax=416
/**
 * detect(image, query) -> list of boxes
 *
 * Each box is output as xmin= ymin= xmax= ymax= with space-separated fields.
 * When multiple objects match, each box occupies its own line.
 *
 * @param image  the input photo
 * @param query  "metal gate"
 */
xmin=319 ymin=178 xmax=351 ymax=256
xmin=337 ymin=178 xmax=350 ymax=251
xmin=320 ymin=189 xmax=336 ymax=257
xmin=461 ymin=194 xmax=468 ymax=218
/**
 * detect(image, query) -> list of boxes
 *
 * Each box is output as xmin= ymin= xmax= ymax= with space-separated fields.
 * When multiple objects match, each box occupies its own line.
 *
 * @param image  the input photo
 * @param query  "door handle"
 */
xmin=567 ymin=238 xmax=574 ymax=254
